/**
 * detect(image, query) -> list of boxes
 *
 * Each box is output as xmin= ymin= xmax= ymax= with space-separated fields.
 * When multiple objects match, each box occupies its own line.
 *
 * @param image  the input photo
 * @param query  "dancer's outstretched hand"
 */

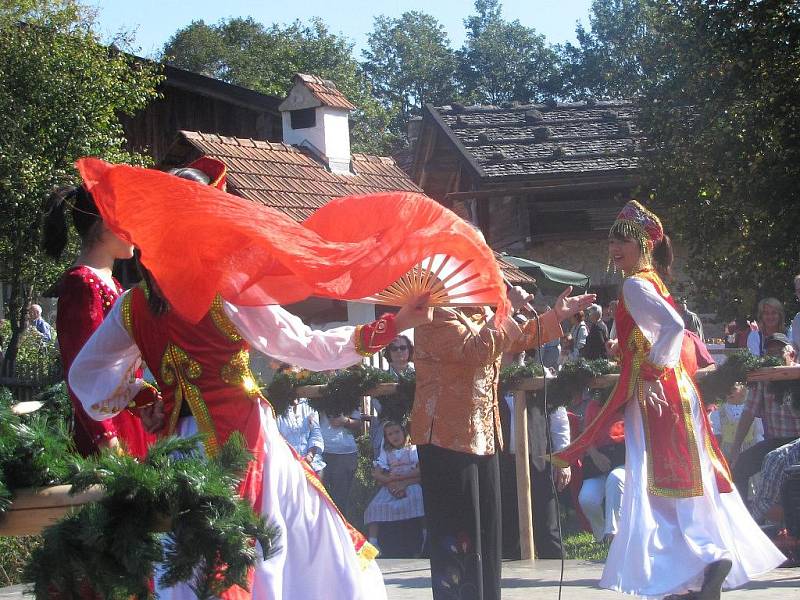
xmin=395 ymin=293 xmax=433 ymax=331
xmin=643 ymin=380 xmax=669 ymax=417
xmin=553 ymin=286 xmax=596 ymax=321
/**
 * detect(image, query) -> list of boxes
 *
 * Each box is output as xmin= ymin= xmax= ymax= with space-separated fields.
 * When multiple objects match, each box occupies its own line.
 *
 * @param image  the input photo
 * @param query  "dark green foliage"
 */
xmin=0 ymin=3 xmax=162 ymax=375
xmin=25 ymin=434 xmax=280 ymax=600
xmin=499 ymin=359 xmax=619 ymax=408
xmin=312 ymin=366 xmax=394 ymax=418
xmin=362 ymin=11 xmax=457 ymax=136
xmin=33 ymin=381 xmax=72 ymax=423
xmin=457 ymin=0 xmax=562 ymax=105
xmin=697 ymin=350 xmax=782 ymax=403
xmin=0 ymin=394 xmax=74 ymax=512
xmin=162 ymin=17 xmax=395 ymax=154
xmin=266 ymin=369 xmax=329 ymax=416
xmin=498 ymin=362 xmax=545 ymax=397
xmin=377 ymin=370 xmax=416 ymax=428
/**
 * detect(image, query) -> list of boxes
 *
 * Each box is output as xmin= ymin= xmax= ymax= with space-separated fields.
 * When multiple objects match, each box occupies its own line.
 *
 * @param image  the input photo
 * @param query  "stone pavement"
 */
xmin=379 ymin=559 xmax=800 ymax=600
xmin=1 ymin=560 xmax=798 ymax=599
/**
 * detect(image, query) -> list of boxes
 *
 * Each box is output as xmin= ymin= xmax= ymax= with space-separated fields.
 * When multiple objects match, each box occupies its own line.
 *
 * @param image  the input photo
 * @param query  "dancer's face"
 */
xmin=608 ymin=235 xmax=641 ymax=274
xmin=99 ymin=222 xmax=134 ymax=260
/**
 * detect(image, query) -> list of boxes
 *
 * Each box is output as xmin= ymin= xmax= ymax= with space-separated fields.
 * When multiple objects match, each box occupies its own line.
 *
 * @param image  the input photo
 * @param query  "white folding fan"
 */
xmin=361 ymin=254 xmax=499 ymax=307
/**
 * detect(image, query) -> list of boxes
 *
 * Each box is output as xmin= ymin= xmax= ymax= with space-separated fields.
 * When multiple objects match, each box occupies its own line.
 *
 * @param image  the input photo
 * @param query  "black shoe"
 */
xmin=696 ymin=559 xmax=732 ymax=600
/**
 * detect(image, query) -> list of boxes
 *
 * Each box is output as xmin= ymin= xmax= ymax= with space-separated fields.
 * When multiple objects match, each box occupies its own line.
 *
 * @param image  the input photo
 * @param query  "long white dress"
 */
xmin=69 ymin=295 xmax=387 ymax=600
xmin=600 ymin=277 xmax=785 ymax=599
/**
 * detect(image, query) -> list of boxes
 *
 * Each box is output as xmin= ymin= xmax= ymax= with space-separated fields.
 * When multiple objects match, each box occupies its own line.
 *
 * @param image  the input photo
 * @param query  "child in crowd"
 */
xmin=364 ymin=421 xmax=425 ymax=548
xmin=710 ymin=382 xmax=764 ymax=461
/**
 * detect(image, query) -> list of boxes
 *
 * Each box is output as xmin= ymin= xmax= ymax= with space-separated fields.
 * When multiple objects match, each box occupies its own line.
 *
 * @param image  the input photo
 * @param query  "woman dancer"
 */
xmin=69 ymin=254 xmax=431 ymax=599
xmin=554 ymin=200 xmax=784 ymax=600
xmin=43 ymin=185 xmax=154 ymax=458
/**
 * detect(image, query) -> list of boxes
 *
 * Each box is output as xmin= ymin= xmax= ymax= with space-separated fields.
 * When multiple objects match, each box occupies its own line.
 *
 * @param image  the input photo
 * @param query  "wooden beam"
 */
xmin=513 ymin=390 xmax=535 ymax=560
xmin=445 ymin=179 xmax=635 ymax=201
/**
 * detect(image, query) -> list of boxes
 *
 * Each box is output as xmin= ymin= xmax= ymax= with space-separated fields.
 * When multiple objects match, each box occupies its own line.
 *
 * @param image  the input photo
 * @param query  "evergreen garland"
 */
xmin=25 ymin=434 xmax=280 ymax=600
xmin=312 ymin=365 xmax=395 ymax=418
xmin=0 ymin=388 xmax=74 ymax=514
xmin=499 ymin=359 xmax=620 ymax=408
xmin=376 ymin=371 xmax=416 ymax=428
xmin=697 ymin=350 xmax=783 ymax=403
xmin=266 ymin=365 xmax=395 ymax=418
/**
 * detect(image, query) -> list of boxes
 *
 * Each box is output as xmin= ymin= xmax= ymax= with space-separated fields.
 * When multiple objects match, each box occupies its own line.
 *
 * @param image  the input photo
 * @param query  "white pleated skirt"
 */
xmin=600 ymin=374 xmax=785 ymax=599
xmin=154 ymin=405 xmax=387 ymax=600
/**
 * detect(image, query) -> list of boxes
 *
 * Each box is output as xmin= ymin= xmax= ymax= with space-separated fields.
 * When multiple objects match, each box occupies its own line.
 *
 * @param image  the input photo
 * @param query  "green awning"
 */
xmin=501 ymin=255 xmax=591 ymax=289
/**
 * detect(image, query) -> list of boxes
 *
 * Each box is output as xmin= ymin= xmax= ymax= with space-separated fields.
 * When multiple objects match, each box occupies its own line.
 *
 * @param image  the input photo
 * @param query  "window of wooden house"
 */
xmin=530 ymin=209 xmax=592 ymax=237
xmin=290 ymin=108 xmax=316 ymax=130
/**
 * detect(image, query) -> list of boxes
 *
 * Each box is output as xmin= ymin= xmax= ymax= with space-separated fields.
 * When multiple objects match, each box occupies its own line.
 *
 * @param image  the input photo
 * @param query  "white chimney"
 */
xmin=278 ymin=74 xmax=355 ymax=175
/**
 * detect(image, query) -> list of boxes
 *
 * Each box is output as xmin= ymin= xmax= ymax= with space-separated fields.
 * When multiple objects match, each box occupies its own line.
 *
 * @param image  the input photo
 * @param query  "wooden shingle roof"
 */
xmin=430 ymin=100 xmax=642 ymax=181
xmin=176 ymin=131 xmax=421 ymax=221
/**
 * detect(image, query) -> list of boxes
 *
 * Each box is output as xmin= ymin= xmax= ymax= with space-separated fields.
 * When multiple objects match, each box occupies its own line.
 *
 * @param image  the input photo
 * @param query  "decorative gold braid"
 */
xmin=221 ymin=349 xmax=260 ymax=397
xmin=353 ymin=324 xmax=373 ymax=357
xmin=210 ymin=294 xmax=242 ymax=342
xmin=161 ymin=343 xmax=219 ymax=457
xmin=120 ymin=291 xmax=134 ymax=337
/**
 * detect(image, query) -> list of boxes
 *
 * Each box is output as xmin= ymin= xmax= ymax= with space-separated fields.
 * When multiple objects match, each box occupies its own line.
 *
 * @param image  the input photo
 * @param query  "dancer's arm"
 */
xmin=68 ymin=292 xmax=154 ymax=420
xmin=623 ymin=277 xmax=685 ymax=372
xmin=224 ymin=297 xmax=430 ymax=370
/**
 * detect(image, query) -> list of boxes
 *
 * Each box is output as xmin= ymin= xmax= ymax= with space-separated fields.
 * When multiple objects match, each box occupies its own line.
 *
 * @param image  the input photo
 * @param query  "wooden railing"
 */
xmin=3 ymin=366 xmax=799 ymax=552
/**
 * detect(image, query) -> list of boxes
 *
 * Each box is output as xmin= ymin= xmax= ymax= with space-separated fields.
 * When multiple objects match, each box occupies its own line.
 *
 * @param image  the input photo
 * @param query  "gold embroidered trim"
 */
xmin=161 ymin=343 xmax=219 ymax=457
xmin=210 ymin=294 xmax=242 ymax=342
xmin=220 ymin=349 xmax=260 ymax=396
xmin=639 ymin=364 xmax=703 ymax=498
xmin=120 ymin=291 xmax=134 ymax=336
xmin=353 ymin=324 xmax=373 ymax=357
xmin=90 ymin=359 xmax=140 ymax=416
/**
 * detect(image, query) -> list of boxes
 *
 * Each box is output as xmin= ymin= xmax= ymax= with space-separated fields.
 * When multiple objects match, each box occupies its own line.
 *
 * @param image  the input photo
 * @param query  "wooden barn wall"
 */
xmin=120 ymin=85 xmax=282 ymax=162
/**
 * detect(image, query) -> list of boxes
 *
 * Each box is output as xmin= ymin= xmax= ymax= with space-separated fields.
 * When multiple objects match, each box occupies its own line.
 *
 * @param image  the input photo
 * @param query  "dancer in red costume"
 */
xmin=43 ymin=185 xmax=155 ymax=458
xmin=553 ymin=201 xmax=784 ymax=600
xmin=66 ymin=157 xmax=515 ymax=599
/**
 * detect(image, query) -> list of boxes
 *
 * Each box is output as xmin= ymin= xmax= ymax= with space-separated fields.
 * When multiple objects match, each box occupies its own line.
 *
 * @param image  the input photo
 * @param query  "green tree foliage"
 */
xmin=362 ymin=11 xmax=456 ymax=136
xmin=559 ymin=0 xmax=653 ymax=99
xmin=636 ymin=0 xmax=800 ymax=317
xmin=457 ymin=0 xmax=562 ymax=105
xmin=0 ymin=0 xmax=162 ymax=374
xmin=162 ymin=17 xmax=396 ymax=154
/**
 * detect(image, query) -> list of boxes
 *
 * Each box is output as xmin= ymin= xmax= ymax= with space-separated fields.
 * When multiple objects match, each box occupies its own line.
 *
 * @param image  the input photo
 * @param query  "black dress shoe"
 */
xmin=696 ymin=559 xmax=732 ymax=600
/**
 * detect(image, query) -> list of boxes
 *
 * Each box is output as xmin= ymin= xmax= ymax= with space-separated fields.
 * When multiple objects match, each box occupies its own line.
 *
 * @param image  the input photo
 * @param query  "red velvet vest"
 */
xmin=121 ymin=287 xmax=266 ymax=504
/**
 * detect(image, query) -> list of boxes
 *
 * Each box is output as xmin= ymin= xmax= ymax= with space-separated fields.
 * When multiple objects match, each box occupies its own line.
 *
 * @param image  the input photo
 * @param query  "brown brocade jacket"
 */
xmin=410 ymin=307 xmax=562 ymax=455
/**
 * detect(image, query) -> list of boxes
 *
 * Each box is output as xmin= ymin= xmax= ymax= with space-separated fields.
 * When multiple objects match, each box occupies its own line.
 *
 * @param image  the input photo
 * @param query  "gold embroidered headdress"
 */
xmin=609 ymin=200 xmax=663 ymax=256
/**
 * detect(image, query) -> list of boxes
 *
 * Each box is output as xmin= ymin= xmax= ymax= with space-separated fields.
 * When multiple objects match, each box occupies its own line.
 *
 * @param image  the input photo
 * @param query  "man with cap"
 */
xmin=731 ymin=332 xmax=800 ymax=504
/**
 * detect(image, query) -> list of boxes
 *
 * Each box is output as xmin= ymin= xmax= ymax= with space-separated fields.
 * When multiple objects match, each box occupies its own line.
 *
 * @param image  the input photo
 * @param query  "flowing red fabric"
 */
xmin=76 ymin=158 xmax=510 ymax=324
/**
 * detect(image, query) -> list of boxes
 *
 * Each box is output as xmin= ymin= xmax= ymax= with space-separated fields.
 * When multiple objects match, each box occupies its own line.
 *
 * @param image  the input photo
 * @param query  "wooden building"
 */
xmin=408 ymin=100 xmax=670 ymax=303
xmin=120 ymin=64 xmax=283 ymax=162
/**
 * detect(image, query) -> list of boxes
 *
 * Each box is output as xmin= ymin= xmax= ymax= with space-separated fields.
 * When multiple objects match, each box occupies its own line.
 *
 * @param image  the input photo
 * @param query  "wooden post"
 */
xmin=513 ymin=389 xmax=535 ymax=560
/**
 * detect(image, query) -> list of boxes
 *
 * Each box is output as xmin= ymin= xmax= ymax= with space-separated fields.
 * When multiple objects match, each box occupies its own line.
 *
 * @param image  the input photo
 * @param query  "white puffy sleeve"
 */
xmin=549 ymin=406 xmax=571 ymax=452
xmin=68 ymin=291 xmax=148 ymax=420
xmin=223 ymin=302 xmax=363 ymax=370
xmin=622 ymin=277 xmax=685 ymax=368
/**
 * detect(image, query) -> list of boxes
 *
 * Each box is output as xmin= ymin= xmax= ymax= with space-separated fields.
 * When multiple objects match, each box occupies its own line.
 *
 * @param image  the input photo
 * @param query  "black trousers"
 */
xmin=418 ymin=444 xmax=502 ymax=600
xmin=733 ymin=437 xmax=795 ymax=503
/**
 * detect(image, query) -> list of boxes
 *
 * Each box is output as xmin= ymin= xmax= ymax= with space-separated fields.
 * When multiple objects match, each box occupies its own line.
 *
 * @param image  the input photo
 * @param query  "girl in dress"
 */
xmin=274 ymin=366 xmax=326 ymax=476
xmin=364 ymin=421 xmax=425 ymax=549
xmin=43 ymin=185 xmax=154 ymax=458
xmin=554 ymin=200 xmax=784 ymax=600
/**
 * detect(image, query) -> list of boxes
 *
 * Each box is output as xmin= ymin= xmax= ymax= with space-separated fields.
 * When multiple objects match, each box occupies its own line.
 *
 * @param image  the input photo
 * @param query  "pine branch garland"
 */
xmin=25 ymin=434 xmax=280 ymax=600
